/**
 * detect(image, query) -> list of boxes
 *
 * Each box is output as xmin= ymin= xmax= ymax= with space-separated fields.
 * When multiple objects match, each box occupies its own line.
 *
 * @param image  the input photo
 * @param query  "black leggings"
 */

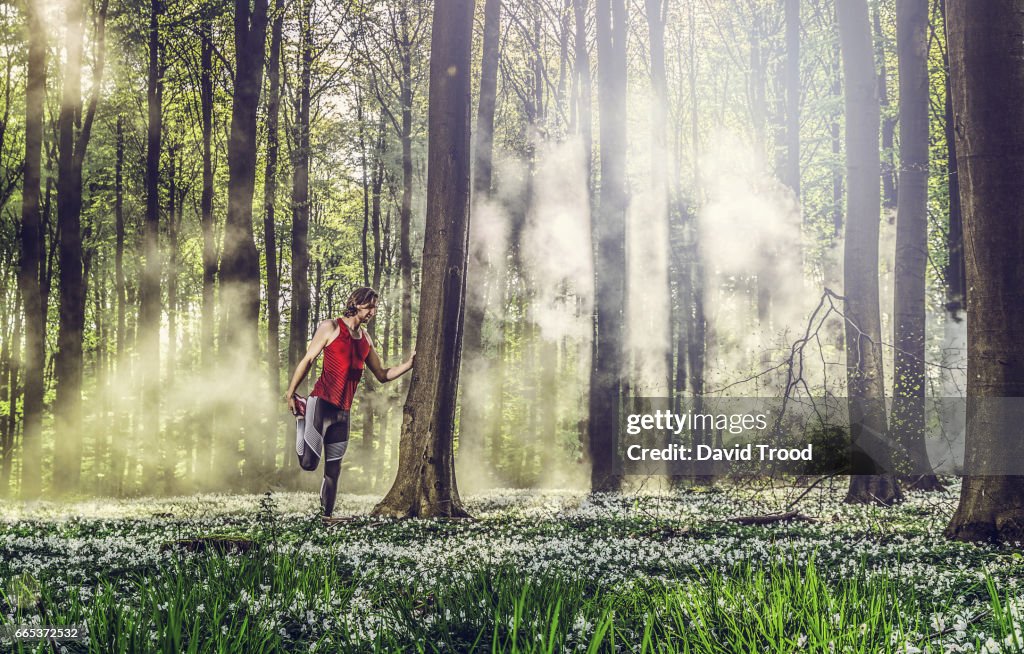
xmin=320 ymin=416 xmax=349 ymax=517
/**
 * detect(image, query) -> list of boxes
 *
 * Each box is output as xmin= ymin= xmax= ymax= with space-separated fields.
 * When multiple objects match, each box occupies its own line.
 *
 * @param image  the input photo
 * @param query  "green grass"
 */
xmin=1 ymin=484 xmax=1022 ymax=652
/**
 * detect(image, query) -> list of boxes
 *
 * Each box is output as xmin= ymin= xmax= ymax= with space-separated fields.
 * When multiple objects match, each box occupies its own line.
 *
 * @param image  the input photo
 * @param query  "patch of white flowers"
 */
xmin=1 ymin=480 xmax=1023 ymax=651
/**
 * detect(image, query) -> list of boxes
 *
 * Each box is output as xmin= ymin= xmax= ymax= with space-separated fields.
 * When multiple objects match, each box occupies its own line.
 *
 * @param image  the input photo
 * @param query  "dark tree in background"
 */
xmin=939 ymin=0 xmax=965 ymax=321
xmin=139 ymin=0 xmax=164 ymax=486
xmin=836 ymin=0 xmax=901 ymax=506
xmin=944 ymin=0 xmax=1024 ymax=543
xmin=373 ymin=0 xmax=475 ymax=518
xmin=53 ymin=0 xmax=107 ymax=494
xmin=892 ymin=0 xmax=941 ymax=492
xmin=589 ymin=0 xmax=628 ymax=493
xmin=287 ymin=0 xmax=312 ymax=385
xmin=263 ymin=0 xmax=285 ymax=426
xmin=459 ymin=0 xmax=501 ymax=466
xmin=221 ymin=0 xmax=268 ymax=349
xmin=16 ymin=0 xmax=47 ymax=499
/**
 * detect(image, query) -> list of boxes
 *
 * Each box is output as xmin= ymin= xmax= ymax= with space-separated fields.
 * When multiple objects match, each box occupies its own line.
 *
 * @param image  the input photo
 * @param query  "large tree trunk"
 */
xmin=262 ymin=0 xmax=284 ymax=475
xmin=589 ymin=0 xmax=627 ymax=493
xmin=287 ymin=0 xmax=312 ymax=388
xmin=17 ymin=0 xmax=46 ymax=500
xmin=944 ymin=0 xmax=1024 ymax=543
xmin=54 ymin=0 xmax=107 ymax=495
xmin=373 ymin=0 xmax=474 ymax=519
xmin=892 ymin=0 xmax=942 ymax=492
xmin=139 ymin=0 xmax=164 ymax=488
xmin=836 ymin=0 xmax=901 ymax=505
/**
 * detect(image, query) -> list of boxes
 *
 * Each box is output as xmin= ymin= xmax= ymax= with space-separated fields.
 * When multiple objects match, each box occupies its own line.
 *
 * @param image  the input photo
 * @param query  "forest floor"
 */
xmin=1 ymin=479 xmax=1023 ymax=653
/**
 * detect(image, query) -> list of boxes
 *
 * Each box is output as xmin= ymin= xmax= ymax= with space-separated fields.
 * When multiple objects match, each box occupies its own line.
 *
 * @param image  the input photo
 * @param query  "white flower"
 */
xmin=981 ymin=637 xmax=1001 ymax=654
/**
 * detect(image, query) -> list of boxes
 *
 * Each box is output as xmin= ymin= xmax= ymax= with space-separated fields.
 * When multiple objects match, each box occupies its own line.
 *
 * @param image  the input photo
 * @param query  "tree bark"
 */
xmin=373 ymin=0 xmax=475 ymax=519
xmin=944 ymin=0 xmax=1024 ymax=543
xmin=836 ymin=0 xmax=901 ymax=505
xmin=1 ymin=295 xmax=21 ymax=495
xmin=589 ymin=0 xmax=627 ymax=493
xmin=644 ymin=0 xmax=673 ymax=400
xmin=114 ymin=116 xmax=126 ymax=363
xmin=263 ymin=0 xmax=284 ymax=447
xmin=222 ymin=0 xmax=269 ymax=484
xmin=54 ymin=0 xmax=107 ymax=494
xmin=140 ymin=0 xmax=164 ymax=488
xmin=459 ymin=0 xmax=501 ymax=465
xmin=784 ymin=0 xmax=800 ymax=200
xmin=893 ymin=0 xmax=942 ymax=492
xmin=199 ymin=11 xmax=218 ymax=483
xmin=17 ymin=0 xmax=46 ymax=500
xmin=221 ymin=0 xmax=268 ymax=350
xmin=288 ymin=0 xmax=312 ymax=392
xmin=939 ymin=0 xmax=965 ymax=320
xmin=872 ymin=5 xmax=897 ymax=213
xmin=399 ymin=5 xmax=415 ymax=362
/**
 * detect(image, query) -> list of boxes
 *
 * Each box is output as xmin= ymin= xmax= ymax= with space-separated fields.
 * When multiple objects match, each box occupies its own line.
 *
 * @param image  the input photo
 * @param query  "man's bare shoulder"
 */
xmin=315 ymin=319 xmax=340 ymax=339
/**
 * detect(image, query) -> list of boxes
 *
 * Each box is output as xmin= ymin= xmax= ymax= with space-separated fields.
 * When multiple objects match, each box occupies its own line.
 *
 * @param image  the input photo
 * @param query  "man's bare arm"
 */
xmin=364 ymin=332 xmax=415 ymax=383
xmin=284 ymin=320 xmax=336 ymax=411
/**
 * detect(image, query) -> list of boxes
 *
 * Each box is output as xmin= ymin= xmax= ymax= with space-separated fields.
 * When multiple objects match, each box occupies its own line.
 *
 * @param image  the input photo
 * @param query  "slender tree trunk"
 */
xmin=1 ymin=297 xmax=20 ymax=495
xmin=643 ymin=0 xmax=673 ymax=400
xmin=18 ymin=0 xmax=46 ymax=500
xmin=199 ymin=12 xmax=218 ymax=483
xmin=836 ymin=0 xmax=901 ymax=505
xmin=399 ymin=7 xmax=415 ymax=362
xmin=831 ymin=36 xmax=843 ymax=239
xmin=784 ymin=0 xmax=800 ymax=200
xmin=573 ymin=0 xmax=592 ymax=187
xmin=222 ymin=0 xmax=269 ymax=484
xmin=140 ymin=0 xmax=164 ymax=489
xmin=54 ymin=0 xmax=107 ymax=494
xmin=115 ymin=117 xmax=126 ymax=362
xmin=373 ymin=0 xmax=474 ymax=519
xmin=288 ymin=0 xmax=312 ymax=389
xmin=460 ymin=0 xmax=500 ymax=465
xmin=944 ymin=0 xmax=1024 ymax=543
xmin=54 ymin=0 xmax=87 ymax=495
xmin=262 ymin=0 xmax=284 ymax=475
xmin=222 ymin=0 xmax=268 ymax=348
xmin=940 ymin=0 xmax=965 ymax=320
xmin=589 ymin=0 xmax=627 ymax=493
xmin=166 ymin=150 xmax=181 ymax=490
xmin=872 ymin=5 xmax=897 ymax=213
xmin=893 ymin=0 xmax=942 ymax=492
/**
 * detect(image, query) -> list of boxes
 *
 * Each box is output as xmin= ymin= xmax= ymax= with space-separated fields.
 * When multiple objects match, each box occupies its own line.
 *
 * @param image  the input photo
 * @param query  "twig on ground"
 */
xmin=727 ymin=511 xmax=819 ymax=525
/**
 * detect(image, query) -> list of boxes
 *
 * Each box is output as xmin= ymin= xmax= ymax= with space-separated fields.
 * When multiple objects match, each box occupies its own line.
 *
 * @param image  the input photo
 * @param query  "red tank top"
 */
xmin=311 ymin=320 xmax=372 ymax=410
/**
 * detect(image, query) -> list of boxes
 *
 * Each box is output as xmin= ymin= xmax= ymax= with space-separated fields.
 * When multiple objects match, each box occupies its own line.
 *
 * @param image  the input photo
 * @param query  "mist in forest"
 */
xmin=457 ymin=136 xmax=593 ymax=493
xmin=696 ymin=130 xmax=808 ymax=394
